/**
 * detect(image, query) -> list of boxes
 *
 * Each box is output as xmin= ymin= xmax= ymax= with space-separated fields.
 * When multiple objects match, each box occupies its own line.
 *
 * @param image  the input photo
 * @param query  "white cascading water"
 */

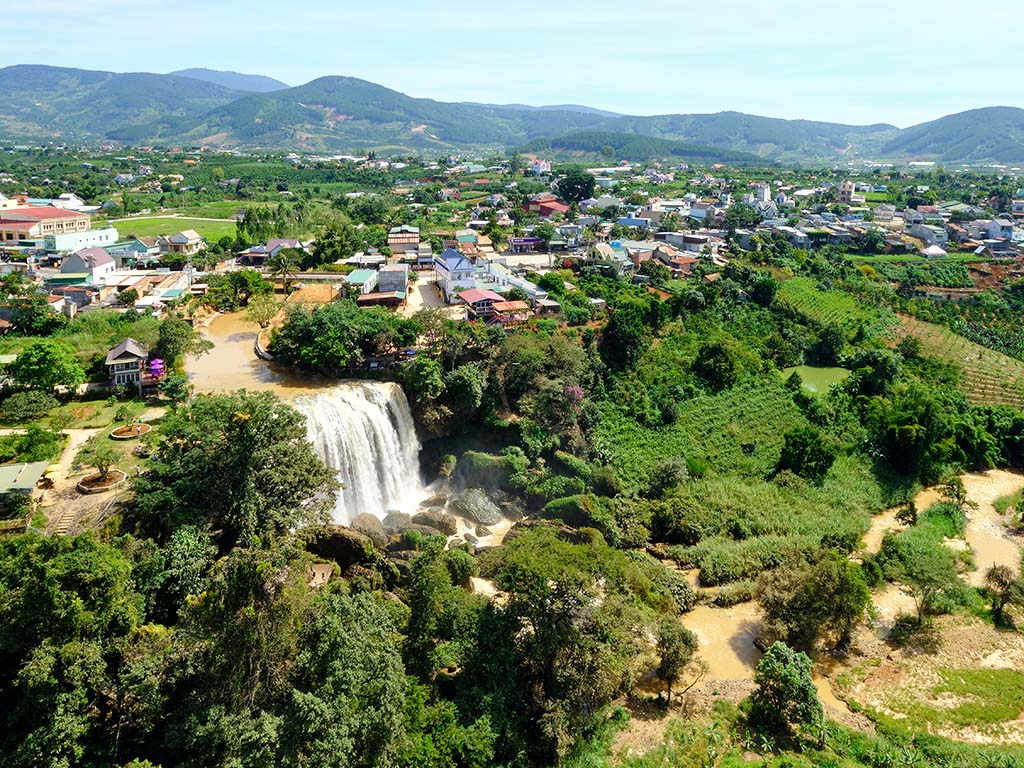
xmin=294 ymin=381 xmax=425 ymax=525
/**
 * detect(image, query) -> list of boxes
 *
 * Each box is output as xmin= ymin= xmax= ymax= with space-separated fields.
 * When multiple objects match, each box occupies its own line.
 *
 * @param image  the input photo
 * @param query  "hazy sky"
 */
xmin=6 ymin=0 xmax=1020 ymax=127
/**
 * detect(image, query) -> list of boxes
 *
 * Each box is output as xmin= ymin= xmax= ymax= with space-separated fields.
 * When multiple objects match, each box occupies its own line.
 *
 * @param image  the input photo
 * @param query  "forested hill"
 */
xmin=0 ymin=65 xmax=244 ymax=139
xmin=1 ymin=64 xmax=1023 ymax=162
xmin=880 ymin=106 xmax=1024 ymax=163
xmin=519 ymin=130 xmax=768 ymax=164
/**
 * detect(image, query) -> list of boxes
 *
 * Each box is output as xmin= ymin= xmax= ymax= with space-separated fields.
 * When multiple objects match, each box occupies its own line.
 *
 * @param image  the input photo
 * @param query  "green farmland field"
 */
xmin=108 ymin=216 xmax=238 ymax=241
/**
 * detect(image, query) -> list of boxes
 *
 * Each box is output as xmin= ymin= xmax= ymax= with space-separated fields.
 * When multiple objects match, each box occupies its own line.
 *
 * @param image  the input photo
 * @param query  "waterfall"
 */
xmin=294 ymin=381 xmax=424 ymax=525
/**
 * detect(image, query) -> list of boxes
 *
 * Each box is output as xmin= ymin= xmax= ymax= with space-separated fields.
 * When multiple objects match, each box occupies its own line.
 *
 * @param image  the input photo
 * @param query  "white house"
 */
xmin=985 ymin=219 xmax=1014 ymax=240
xmin=434 ymin=248 xmax=475 ymax=303
xmin=60 ymin=247 xmax=116 ymax=282
xmin=909 ymin=223 xmax=948 ymax=246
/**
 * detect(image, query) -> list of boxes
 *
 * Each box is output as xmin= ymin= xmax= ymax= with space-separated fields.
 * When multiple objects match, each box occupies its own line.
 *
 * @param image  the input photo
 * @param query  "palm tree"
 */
xmin=265 ymin=249 xmax=300 ymax=293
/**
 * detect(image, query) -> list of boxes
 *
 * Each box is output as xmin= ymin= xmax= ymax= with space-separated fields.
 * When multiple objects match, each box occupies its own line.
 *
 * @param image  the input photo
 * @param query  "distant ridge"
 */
xmin=0 ymin=65 xmax=1021 ymax=163
xmin=519 ymin=130 xmax=766 ymax=164
xmin=169 ymin=68 xmax=289 ymax=93
xmin=465 ymin=103 xmax=623 ymax=119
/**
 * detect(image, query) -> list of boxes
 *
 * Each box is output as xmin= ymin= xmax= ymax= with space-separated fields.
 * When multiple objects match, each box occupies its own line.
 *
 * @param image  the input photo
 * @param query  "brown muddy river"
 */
xmin=185 ymin=312 xmax=330 ymax=398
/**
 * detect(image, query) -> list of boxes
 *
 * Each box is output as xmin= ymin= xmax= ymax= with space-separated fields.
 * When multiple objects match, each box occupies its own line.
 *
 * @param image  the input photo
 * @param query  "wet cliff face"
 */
xmin=294 ymin=381 xmax=426 ymax=525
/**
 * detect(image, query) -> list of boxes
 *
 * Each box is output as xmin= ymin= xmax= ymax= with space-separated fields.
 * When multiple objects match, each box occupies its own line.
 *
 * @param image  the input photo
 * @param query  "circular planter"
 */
xmin=110 ymin=423 xmax=152 ymax=440
xmin=77 ymin=469 xmax=127 ymax=494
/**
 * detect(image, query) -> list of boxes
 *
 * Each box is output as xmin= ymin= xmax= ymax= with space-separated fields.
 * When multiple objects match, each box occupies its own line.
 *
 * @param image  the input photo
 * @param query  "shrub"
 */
xmin=707 ymin=580 xmax=756 ymax=607
xmin=0 ymin=391 xmax=58 ymax=422
xmin=542 ymin=494 xmax=616 ymax=539
xmin=920 ymin=501 xmax=966 ymax=538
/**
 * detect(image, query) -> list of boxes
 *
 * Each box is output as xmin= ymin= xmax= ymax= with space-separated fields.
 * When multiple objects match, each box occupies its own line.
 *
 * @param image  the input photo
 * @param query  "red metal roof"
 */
xmin=0 ymin=206 xmax=86 ymax=221
xmin=0 ymin=219 xmax=39 ymax=230
xmin=458 ymin=288 xmax=504 ymax=304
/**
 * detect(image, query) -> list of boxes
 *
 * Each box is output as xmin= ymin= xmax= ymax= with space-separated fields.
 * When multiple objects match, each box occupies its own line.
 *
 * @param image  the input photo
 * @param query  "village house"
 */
xmin=377 ymin=264 xmax=409 ymax=294
xmin=60 ymin=247 xmax=116 ymax=282
xmin=488 ymin=300 xmax=531 ymax=327
xmin=237 ymin=237 xmax=301 ymax=267
xmin=458 ymin=288 xmax=505 ymax=320
xmin=387 ymin=224 xmax=420 ymax=255
xmin=105 ymin=338 xmax=148 ymax=392
xmin=434 ymin=248 xmax=475 ymax=302
xmin=344 ymin=269 xmax=378 ymax=295
xmin=523 ymin=193 xmax=569 ymax=218
xmin=909 ymin=223 xmax=949 ymax=247
xmin=163 ymin=230 xmax=204 ymax=256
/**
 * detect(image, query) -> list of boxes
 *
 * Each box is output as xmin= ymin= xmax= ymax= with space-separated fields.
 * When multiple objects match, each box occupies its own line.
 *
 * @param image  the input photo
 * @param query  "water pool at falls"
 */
xmin=294 ymin=381 xmax=425 ymax=525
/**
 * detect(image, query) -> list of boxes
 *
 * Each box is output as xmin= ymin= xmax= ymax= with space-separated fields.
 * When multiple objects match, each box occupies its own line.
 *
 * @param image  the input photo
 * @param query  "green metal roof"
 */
xmin=0 ymin=461 xmax=49 ymax=493
xmin=346 ymin=269 xmax=376 ymax=284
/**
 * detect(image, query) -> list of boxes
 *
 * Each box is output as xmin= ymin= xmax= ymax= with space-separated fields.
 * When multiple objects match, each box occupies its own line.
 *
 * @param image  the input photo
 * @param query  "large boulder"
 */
xmin=403 ymin=523 xmax=448 ymax=538
xmin=449 ymin=488 xmax=504 ymax=526
xmin=308 ymin=525 xmax=374 ymax=568
xmin=382 ymin=511 xmax=413 ymax=533
xmin=350 ymin=513 xmax=388 ymax=548
xmin=412 ymin=509 xmax=458 ymax=535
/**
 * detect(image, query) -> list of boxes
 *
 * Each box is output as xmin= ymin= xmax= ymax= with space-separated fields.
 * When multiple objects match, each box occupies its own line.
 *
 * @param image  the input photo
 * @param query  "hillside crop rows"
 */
xmin=896 ymin=315 xmax=1024 ymax=409
xmin=775 ymin=277 xmax=894 ymax=339
xmin=596 ymin=378 xmax=806 ymax=486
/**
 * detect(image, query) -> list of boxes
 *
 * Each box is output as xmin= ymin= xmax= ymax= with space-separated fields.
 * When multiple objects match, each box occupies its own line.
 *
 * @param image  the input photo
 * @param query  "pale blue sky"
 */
xmin=6 ymin=0 xmax=1020 ymax=127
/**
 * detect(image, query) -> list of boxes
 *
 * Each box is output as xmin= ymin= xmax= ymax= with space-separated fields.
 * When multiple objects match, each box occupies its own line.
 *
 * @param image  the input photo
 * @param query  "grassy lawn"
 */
xmin=0 ymin=398 xmax=148 ymax=430
xmin=110 ymin=216 xmax=238 ymax=241
xmin=48 ymin=399 xmax=147 ymax=429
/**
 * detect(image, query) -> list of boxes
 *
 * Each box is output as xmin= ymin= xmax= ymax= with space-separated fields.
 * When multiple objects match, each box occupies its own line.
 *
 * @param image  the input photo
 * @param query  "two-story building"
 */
xmin=458 ymin=288 xmax=505 ymax=320
xmin=60 ymin=247 xmax=116 ymax=283
xmin=164 ymin=230 xmax=205 ymax=256
xmin=434 ymin=248 xmax=475 ymax=302
xmin=105 ymin=338 xmax=148 ymax=392
xmin=387 ymin=225 xmax=420 ymax=256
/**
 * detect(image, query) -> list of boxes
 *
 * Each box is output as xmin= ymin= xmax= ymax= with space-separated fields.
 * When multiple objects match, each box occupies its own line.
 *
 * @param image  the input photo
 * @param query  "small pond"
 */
xmin=780 ymin=365 xmax=851 ymax=393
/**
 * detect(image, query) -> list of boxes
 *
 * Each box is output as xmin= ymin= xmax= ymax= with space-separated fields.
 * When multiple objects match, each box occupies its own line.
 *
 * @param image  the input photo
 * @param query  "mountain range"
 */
xmin=168 ymin=68 xmax=289 ymax=93
xmin=1 ymin=64 xmax=1023 ymax=164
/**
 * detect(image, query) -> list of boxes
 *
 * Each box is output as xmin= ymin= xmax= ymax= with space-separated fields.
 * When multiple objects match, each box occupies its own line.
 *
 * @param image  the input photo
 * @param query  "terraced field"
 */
xmin=775 ymin=277 xmax=894 ymax=339
xmin=895 ymin=315 xmax=1024 ymax=409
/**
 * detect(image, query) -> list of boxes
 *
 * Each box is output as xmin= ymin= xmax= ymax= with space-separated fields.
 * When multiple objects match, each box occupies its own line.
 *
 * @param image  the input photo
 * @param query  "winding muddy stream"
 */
xmin=681 ymin=470 xmax=1024 ymax=719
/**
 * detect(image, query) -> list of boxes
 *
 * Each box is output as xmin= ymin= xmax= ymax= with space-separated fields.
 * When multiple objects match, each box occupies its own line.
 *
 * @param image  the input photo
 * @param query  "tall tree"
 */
xmin=749 ymin=642 xmax=822 ymax=740
xmin=655 ymin=617 xmax=699 ymax=704
xmin=556 ymin=167 xmax=596 ymax=203
xmin=129 ymin=391 xmax=338 ymax=550
xmin=10 ymin=339 xmax=84 ymax=392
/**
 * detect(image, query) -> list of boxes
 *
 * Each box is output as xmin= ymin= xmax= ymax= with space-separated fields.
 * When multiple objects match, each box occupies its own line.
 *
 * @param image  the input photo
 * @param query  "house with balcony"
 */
xmin=105 ymin=338 xmax=148 ymax=392
xmin=164 ymin=230 xmax=205 ymax=256
xmin=434 ymin=248 xmax=475 ymax=302
xmin=458 ymin=288 xmax=505 ymax=320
